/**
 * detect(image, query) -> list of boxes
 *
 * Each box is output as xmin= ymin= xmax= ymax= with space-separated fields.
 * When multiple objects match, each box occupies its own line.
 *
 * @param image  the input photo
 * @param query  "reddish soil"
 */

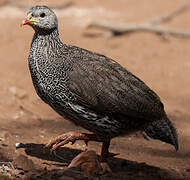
xmin=0 ymin=0 xmax=190 ymax=179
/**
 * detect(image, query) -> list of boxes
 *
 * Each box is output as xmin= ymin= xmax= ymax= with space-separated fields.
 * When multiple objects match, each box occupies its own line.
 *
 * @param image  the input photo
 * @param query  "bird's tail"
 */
xmin=143 ymin=114 xmax=179 ymax=151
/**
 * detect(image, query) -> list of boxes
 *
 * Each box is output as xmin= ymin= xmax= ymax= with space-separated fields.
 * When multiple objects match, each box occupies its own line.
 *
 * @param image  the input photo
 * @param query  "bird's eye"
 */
xmin=40 ymin=13 xmax=46 ymax=18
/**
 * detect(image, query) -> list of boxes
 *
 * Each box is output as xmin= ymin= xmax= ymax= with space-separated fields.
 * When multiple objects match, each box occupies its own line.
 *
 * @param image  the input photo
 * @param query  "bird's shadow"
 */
xmin=16 ymin=143 xmax=184 ymax=180
xmin=16 ymin=143 xmax=82 ymax=165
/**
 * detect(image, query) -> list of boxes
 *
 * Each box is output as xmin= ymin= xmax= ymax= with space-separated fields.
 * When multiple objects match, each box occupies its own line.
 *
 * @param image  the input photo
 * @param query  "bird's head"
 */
xmin=21 ymin=6 xmax=58 ymax=33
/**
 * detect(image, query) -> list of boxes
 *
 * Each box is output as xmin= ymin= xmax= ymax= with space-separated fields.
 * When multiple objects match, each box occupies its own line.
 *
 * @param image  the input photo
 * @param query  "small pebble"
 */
xmin=9 ymin=86 xmax=17 ymax=96
xmin=15 ymin=142 xmax=24 ymax=149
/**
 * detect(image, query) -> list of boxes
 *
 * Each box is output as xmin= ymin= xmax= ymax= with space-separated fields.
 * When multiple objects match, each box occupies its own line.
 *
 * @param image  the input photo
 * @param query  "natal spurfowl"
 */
xmin=21 ymin=5 xmax=178 ymax=170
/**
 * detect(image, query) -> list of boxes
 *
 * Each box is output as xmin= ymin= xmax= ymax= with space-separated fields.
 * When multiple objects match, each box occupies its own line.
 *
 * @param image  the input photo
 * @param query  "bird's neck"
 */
xmin=32 ymin=28 xmax=62 ymax=47
xmin=29 ymin=28 xmax=63 ymax=65
xmin=28 ymin=28 xmax=64 ymax=84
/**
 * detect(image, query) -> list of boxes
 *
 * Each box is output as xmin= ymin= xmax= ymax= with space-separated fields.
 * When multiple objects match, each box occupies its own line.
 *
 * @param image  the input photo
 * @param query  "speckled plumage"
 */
xmin=25 ymin=6 xmax=178 ymax=150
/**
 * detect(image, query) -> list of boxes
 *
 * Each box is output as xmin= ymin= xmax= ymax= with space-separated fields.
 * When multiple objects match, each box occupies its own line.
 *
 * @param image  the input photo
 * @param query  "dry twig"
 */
xmin=88 ymin=21 xmax=190 ymax=38
xmin=87 ymin=0 xmax=190 ymax=38
xmin=147 ymin=0 xmax=190 ymax=25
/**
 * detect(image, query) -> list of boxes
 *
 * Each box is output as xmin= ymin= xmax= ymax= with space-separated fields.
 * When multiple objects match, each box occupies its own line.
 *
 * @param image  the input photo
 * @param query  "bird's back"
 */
xmin=66 ymin=45 xmax=165 ymax=120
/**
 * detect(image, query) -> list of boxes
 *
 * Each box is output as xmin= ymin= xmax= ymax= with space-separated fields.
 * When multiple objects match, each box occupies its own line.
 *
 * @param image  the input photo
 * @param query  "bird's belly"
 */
xmin=33 ymin=82 xmax=53 ymax=103
xmin=32 ymin=78 xmax=72 ymax=108
xmin=32 ymin=81 xmax=143 ymax=139
xmin=57 ymin=103 xmax=140 ymax=139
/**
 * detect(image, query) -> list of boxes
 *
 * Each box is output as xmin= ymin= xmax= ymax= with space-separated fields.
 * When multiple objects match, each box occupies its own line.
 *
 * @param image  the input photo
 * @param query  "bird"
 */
xmin=21 ymin=5 xmax=178 ymax=171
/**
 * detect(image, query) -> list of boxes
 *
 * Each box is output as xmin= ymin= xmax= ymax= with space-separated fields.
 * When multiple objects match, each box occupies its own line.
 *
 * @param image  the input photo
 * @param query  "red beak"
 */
xmin=20 ymin=19 xmax=31 ymax=27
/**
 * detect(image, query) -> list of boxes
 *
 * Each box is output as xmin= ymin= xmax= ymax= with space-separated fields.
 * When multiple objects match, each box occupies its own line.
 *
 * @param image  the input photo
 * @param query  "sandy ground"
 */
xmin=0 ymin=0 xmax=190 ymax=179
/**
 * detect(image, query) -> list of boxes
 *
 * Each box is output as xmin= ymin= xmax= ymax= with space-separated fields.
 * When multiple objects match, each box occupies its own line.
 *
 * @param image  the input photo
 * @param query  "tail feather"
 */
xmin=144 ymin=114 xmax=178 ymax=151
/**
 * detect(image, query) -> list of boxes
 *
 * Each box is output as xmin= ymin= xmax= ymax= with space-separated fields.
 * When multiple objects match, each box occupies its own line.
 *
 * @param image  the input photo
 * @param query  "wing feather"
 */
xmin=67 ymin=48 xmax=164 ymax=120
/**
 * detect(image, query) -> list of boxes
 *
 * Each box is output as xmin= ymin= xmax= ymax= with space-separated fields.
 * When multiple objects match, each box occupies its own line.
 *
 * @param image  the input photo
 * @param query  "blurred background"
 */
xmin=0 ymin=0 xmax=190 ymax=179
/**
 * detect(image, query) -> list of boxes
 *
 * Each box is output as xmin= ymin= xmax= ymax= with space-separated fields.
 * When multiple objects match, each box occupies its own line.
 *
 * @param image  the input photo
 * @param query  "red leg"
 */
xmin=46 ymin=131 xmax=103 ymax=153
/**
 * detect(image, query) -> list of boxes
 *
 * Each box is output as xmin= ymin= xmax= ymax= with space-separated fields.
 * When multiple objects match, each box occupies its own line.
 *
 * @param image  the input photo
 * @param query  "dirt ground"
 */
xmin=0 ymin=0 xmax=190 ymax=179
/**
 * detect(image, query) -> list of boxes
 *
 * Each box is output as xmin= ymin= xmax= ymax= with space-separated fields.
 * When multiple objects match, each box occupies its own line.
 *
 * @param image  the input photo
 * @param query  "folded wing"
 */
xmin=67 ymin=48 xmax=164 ymax=120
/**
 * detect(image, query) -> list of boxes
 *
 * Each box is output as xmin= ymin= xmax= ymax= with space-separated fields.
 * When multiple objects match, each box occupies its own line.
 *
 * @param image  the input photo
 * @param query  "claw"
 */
xmin=50 ymin=147 xmax=54 ymax=155
xmin=71 ymin=140 xmax=76 ymax=145
xmin=108 ymin=152 xmax=119 ymax=158
xmin=46 ymin=132 xmax=99 ymax=155
xmin=45 ymin=131 xmax=83 ymax=153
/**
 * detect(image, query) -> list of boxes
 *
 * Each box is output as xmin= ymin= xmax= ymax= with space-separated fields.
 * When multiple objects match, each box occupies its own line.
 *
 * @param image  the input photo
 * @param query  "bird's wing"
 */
xmin=67 ymin=47 xmax=164 ymax=120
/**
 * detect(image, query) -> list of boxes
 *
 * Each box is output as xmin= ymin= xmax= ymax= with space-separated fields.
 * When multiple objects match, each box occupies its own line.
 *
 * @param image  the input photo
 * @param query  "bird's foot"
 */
xmin=46 ymin=131 xmax=97 ymax=153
